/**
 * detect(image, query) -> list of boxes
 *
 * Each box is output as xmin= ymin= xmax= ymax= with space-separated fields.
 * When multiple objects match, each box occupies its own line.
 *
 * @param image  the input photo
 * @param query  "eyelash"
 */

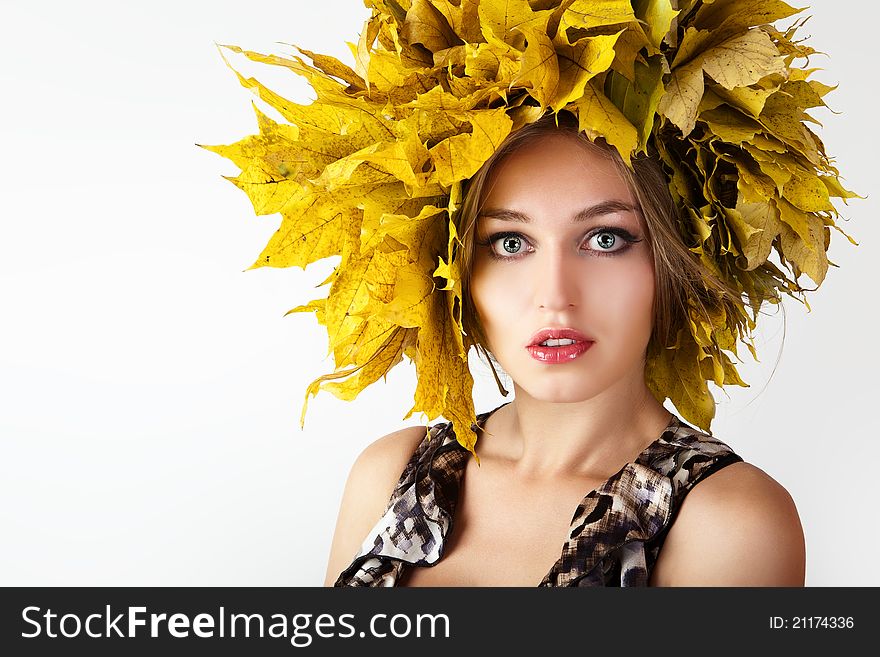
xmin=475 ymin=227 xmax=643 ymax=261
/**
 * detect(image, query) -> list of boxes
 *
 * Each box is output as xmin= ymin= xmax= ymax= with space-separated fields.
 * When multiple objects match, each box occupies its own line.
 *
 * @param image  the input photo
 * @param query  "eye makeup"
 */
xmin=475 ymin=226 xmax=643 ymax=261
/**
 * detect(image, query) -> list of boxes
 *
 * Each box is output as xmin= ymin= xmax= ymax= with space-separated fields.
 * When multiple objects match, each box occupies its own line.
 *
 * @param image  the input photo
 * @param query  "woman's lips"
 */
xmin=526 ymin=340 xmax=594 ymax=363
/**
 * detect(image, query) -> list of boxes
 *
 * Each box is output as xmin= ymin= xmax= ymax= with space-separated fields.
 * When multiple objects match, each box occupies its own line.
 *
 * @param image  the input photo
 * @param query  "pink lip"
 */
xmin=527 ymin=327 xmax=592 ymax=347
xmin=525 ymin=327 xmax=595 ymax=364
xmin=526 ymin=341 xmax=593 ymax=363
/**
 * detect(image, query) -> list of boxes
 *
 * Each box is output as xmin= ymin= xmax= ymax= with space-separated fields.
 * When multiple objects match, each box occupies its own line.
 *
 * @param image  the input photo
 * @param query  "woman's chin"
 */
xmin=510 ymin=378 xmax=608 ymax=405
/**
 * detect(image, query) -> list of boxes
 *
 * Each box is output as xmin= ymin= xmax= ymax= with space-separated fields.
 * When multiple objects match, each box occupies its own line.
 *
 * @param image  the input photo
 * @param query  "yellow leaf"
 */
xmin=296 ymin=47 xmax=366 ymax=90
xmin=634 ymin=0 xmax=679 ymax=50
xmin=660 ymin=145 xmax=699 ymax=205
xmin=742 ymin=143 xmax=791 ymax=192
xmin=311 ymin=267 xmax=405 ymax=382
xmin=251 ymin=194 xmax=353 ymax=269
xmin=759 ymin=90 xmax=821 ymax=163
xmin=646 ymin=330 xmax=716 ymax=432
xmin=513 ymin=22 xmax=559 ymax=109
xmin=321 ymin=328 xmax=409 ymax=400
xmin=711 ymin=84 xmax=777 ymax=118
xmin=464 ymin=33 xmax=521 ymax=80
xmin=807 ymin=79 xmax=838 ymax=99
xmin=431 ymin=0 xmax=482 ymax=43
xmin=404 ymin=84 xmax=479 ymax=112
xmin=700 ymin=348 xmax=748 ymax=388
xmin=360 ymin=191 xmax=441 ymax=253
xmin=732 ymin=158 xmax=776 ymax=203
xmin=671 ymin=26 xmax=711 ymax=68
xmin=286 ymin=297 xmax=326 ymax=323
xmin=371 ymin=265 xmax=435 ymax=327
xmin=658 ymin=58 xmax=704 ymax=135
xmin=403 ymin=285 xmax=479 ymax=458
xmin=200 ymin=104 xmax=299 ymax=173
xmin=218 ymin=44 xmax=348 ymax=99
xmin=429 ymin=108 xmax=514 ymax=187
xmin=553 ymin=32 xmax=621 ymax=110
xmin=773 ymin=196 xmax=812 ymax=249
xmin=217 ymin=48 xmax=322 ymax=126
xmin=606 ymin=28 xmax=650 ymax=81
xmin=821 ymin=175 xmax=860 ymax=202
xmin=693 ymin=0 xmax=802 ymax=36
xmin=778 ymin=214 xmax=829 ymax=286
xmin=605 ymin=55 xmax=665 ymax=150
xmin=401 ymin=0 xmax=462 ymax=52
xmin=572 ymin=79 xmax=639 ymax=165
xmin=776 ymin=79 xmax=828 ymax=112
xmin=372 ymin=205 xmax=448 ymax=265
xmin=367 ymin=48 xmax=410 ymax=91
xmin=433 ymin=217 xmax=460 ymax=292
xmin=700 ymin=106 xmax=761 ymax=145
xmin=299 ymin=326 xmax=409 ymax=428
xmin=558 ymin=0 xmax=636 ymax=34
xmin=700 ymin=29 xmax=785 ymax=90
xmin=478 ymin=0 xmax=550 ymax=49
xmin=782 ymin=166 xmax=833 ymax=213
xmin=351 ymin=17 xmax=380 ymax=86
xmin=726 ymin=200 xmax=781 ymax=271
xmin=357 ymin=133 xmax=431 ymax=189
xmin=687 ymin=206 xmax=713 ymax=245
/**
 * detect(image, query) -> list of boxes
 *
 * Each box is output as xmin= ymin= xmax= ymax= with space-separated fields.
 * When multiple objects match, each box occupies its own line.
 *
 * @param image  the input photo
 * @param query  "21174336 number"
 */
xmin=769 ymin=616 xmax=854 ymax=629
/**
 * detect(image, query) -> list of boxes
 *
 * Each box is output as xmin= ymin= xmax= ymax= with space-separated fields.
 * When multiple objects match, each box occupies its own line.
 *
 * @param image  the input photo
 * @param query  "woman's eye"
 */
xmin=480 ymin=227 xmax=640 ymax=260
xmin=589 ymin=231 xmax=620 ymax=252
xmin=496 ymin=234 xmax=526 ymax=256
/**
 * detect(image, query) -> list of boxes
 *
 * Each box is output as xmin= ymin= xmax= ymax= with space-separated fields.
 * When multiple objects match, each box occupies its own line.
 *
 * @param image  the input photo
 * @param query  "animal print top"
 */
xmin=334 ymin=402 xmax=743 ymax=587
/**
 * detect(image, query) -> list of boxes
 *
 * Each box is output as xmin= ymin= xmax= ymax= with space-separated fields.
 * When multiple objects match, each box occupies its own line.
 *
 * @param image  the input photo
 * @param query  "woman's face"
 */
xmin=470 ymin=133 xmax=656 ymax=403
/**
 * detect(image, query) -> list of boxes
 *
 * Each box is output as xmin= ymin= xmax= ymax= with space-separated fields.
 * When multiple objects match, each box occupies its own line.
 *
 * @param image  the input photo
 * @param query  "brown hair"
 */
xmin=453 ymin=112 xmax=740 ymax=387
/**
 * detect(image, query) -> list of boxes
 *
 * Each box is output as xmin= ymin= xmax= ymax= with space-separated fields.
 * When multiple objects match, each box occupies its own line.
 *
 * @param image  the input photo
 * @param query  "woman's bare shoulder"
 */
xmin=651 ymin=461 xmax=806 ymax=586
xmin=322 ymin=424 xmax=429 ymax=586
xmin=355 ymin=424 xmax=431 ymax=479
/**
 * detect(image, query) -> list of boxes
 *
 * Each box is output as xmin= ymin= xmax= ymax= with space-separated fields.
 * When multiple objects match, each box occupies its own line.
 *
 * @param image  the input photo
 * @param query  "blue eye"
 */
xmin=590 ymin=231 xmax=620 ymax=251
xmin=480 ymin=233 xmax=531 ymax=259
xmin=499 ymin=235 xmax=525 ymax=255
xmin=477 ymin=227 xmax=641 ymax=261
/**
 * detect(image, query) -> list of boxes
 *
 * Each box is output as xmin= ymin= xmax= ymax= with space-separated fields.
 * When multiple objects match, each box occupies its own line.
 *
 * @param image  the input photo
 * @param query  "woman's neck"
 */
xmin=478 ymin=376 xmax=672 ymax=481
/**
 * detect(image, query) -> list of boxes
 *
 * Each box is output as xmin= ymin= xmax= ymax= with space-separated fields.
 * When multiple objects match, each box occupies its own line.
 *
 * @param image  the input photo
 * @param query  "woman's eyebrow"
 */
xmin=478 ymin=200 xmax=639 ymax=223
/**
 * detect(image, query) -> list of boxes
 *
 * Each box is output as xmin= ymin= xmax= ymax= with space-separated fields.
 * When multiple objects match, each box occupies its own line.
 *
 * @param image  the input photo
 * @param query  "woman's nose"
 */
xmin=535 ymin=248 xmax=579 ymax=310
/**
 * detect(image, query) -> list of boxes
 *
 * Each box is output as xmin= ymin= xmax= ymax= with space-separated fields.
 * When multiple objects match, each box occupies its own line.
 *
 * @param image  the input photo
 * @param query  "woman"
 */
xmin=208 ymin=0 xmax=850 ymax=587
xmin=323 ymin=114 xmax=805 ymax=586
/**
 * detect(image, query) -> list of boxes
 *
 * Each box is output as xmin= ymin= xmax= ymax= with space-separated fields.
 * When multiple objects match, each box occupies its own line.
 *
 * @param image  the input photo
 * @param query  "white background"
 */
xmin=1 ymin=0 xmax=876 ymax=586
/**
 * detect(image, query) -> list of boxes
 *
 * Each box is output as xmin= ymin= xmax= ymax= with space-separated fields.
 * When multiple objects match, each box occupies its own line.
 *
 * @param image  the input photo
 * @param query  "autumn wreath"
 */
xmin=205 ymin=0 xmax=857 ymax=455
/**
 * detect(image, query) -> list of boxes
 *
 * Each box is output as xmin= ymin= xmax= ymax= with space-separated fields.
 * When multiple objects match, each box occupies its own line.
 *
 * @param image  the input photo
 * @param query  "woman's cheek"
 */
xmin=477 ymin=279 xmax=510 ymax=335
xmin=470 ymin=274 xmax=503 ymax=350
xmin=623 ymin=262 xmax=657 ymax=341
xmin=589 ymin=260 xmax=654 ymax=335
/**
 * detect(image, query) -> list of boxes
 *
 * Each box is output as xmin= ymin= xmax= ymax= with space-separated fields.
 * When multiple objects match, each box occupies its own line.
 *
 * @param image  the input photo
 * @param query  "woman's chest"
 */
xmin=397 ymin=468 xmax=605 ymax=587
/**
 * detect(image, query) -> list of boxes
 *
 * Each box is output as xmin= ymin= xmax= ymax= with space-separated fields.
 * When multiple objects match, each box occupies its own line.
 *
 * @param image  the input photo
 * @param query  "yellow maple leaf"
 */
xmin=726 ymin=200 xmax=781 ymax=271
xmin=646 ymin=329 xmax=717 ymax=432
xmin=553 ymin=32 xmax=621 ymax=110
xmin=513 ymin=22 xmax=560 ymax=109
xmin=429 ymin=108 xmax=514 ymax=187
xmin=636 ymin=0 xmax=679 ymax=51
xmin=700 ymin=29 xmax=785 ymax=90
xmin=478 ymin=0 xmax=551 ymax=48
xmin=401 ymin=0 xmax=462 ymax=52
xmin=558 ymin=0 xmax=636 ymax=35
xmin=572 ymin=79 xmax=639 ymax=165
xmin=658 ymin=58 xmax=704 ymax=135
xmin=605 ymin=54 xmax=665 ymax=149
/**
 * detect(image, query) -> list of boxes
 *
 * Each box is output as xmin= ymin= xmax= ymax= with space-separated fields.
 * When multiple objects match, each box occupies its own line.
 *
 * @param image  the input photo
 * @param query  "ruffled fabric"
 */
xmin=335 ymin=402 xmax=742 ymax=587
